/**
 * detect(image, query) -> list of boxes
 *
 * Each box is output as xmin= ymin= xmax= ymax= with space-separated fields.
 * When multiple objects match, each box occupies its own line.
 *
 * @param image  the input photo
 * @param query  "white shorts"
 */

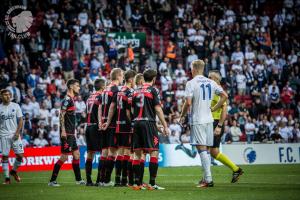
xmin=190 ymin=123 xmax=214 ymax=146
xmin=0 ymin=136 xmax=24 ymax=156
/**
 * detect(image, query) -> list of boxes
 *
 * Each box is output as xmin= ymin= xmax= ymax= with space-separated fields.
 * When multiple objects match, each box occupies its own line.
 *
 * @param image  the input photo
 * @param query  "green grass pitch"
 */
xmin=1 ymin=164 xmax=300 ymax=200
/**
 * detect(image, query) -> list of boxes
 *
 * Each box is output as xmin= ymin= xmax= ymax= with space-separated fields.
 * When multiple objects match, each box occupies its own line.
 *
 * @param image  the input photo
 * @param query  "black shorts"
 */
xmin=61 ymin=135 xmax=78 ymax=154
xmin=103 ymin=127 xmax=118 ymax=149
xmin=212 ymin=120 xmax=224 ymax=148
xmin=132 ymin=121 xmax=159 ymax=151
xmin=86 ymin=125 xmax=102 ymax=152
xmin=117 ymin=133 xmax=132 ymax=148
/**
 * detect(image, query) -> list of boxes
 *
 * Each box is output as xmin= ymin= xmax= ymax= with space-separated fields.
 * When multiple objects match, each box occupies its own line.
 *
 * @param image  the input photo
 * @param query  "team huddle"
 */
xmin=0 ymin=59 xmax=243 ymax=189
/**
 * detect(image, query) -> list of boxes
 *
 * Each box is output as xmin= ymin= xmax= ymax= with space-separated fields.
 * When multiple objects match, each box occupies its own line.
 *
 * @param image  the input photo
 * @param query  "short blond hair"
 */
xmin=191 ymin=59 xmax=205 ymax=71
xmin=110 ymin=68 xmax=123 ymax=81
xmin=134 ymin=73 xmax=144 ymax=86
xmin=208 ymin=71 xmax=221 ymax=83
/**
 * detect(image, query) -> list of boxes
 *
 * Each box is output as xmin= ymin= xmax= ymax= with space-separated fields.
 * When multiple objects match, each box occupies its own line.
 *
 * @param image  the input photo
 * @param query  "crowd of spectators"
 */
xmin=1 ymin=0 xmax=300 ymax=147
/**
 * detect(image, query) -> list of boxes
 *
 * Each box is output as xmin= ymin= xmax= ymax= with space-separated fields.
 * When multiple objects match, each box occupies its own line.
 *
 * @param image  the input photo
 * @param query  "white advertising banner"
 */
xmin=159 ymin=143 xmax=300 ymax=167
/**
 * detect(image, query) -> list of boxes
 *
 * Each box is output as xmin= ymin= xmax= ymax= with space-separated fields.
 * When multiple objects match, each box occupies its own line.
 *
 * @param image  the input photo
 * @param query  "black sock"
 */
xmin=139 ymin=160 xmax=145 ymax=185
xmin=105 ymin=156 xmax=115 ymax=183
xmin=115 ymin=156 xmax=123 ymax=184
xmin=85 ymin=158 xmax=93 ymax=183
xmin=50 ymin=160 xmax=64 ymax=182
xmin=128 ymin=159 xmax=134 ymax=185
xmin=149 ymin=157 xmax=158 ymax=186
xmin=72 ymin=159 xmax=82 ymax=181
xmin=132 ymin=160 xmax=141 ymax=185
xmin=96 ymin=156 xmax=107 ymax=183
xmin=122 ymin=155 xmax=130 ymax=185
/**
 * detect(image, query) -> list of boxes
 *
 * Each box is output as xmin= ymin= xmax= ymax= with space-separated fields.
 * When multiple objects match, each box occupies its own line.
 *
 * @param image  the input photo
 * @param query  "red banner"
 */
xmin=0 ymin=147 xmax=73 ymax=171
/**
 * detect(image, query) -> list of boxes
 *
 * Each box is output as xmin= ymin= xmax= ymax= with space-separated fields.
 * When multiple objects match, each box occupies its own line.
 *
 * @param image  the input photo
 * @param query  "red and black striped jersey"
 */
xmin=60 ymin=95 xmax=76 ymax=134
xmin=114 ymin=85 xmax=134 ymax=133
xmin=101 ymin=84 xmax=119 ymax=128
xmin=86 ymin=91 xmax=102 ymax=125
xmin=132 ymin=83 xmax=161 ymax=122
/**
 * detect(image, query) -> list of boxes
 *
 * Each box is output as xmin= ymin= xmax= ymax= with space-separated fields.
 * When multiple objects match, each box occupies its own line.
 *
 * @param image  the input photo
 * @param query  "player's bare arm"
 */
xmin=214 ymin=103 xmax=227 ymax=136
xmin=179 ymin=97 xmax=192 ymax=124
xmin=98 ymin=104 xmax=102 ymax=130
xmin=102 ymin=102 xmax=116 ymax=130
xmin=211 ymin=91 xmax=228 ymax=112
xmin=126 ymin=109 xmax=131 ymax=121
xmin=155 ymin=105 xmax=170 ymax=136
xmin=60 ymin=110 xmax=67 ymax=138
xmin=13 ymin=117 xmax=23 ymax=140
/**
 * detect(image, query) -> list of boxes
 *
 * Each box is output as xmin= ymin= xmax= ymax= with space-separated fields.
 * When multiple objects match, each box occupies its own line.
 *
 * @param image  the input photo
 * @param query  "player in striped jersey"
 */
xmin=99 ymin=68 xmax=123 ymax=186
xmin=102 ymin=70 xmax=136 ymax=186
xmin=85 ymin=78 xmax=105 ymax=186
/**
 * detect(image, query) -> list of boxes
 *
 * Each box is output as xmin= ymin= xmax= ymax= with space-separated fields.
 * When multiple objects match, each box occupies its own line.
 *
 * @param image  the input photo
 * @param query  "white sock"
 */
xmin=2 ymin=161 xmax=9 ymax=178
xmin=199 ymin=150 xmax=212 ymax=182
xmin=13 ymin=159 xmax=22 ymax=172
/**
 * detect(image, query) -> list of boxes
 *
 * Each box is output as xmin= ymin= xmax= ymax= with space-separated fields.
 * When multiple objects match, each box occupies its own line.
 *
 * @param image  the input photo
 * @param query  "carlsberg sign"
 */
xmin=107 ymin=32 xmax=146 ymax=48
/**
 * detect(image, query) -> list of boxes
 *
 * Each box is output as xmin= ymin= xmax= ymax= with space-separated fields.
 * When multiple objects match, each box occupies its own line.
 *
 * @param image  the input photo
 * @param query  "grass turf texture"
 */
xmin=1 ymin=164 xmax=300 ymax=200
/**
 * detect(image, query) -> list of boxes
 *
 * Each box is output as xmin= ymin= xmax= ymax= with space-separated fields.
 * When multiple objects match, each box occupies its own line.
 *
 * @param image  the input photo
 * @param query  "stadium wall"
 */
xmin=0 ymin=144 xmax=299 ymax=171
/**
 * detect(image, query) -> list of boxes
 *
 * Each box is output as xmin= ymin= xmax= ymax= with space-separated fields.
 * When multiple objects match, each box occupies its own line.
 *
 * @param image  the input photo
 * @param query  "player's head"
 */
xmin=208 ymin=70 xmax=221 ymax=85
xmin=94 ymin=78 xmax=106 ymax=91
xmin=110 ymin=68 xmax=124 ymax=84
xmin=134 ymin=73 xmax=144 ymax=87
xmin=191 ymin=59 xmax=205 ymax=77
xmin=143 ymin=69 xmax=157 ymax=85
xmin=66 ymin=79 xmax=80 ymax=95
xmin=0 ymin=89 xmax=12 ymax=104
xmin=124 ymin=70 xmax=137 ymax=87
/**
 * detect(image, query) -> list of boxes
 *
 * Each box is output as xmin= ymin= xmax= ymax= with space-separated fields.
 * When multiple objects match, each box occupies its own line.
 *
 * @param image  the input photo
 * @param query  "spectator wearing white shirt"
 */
xmin=181 ymin=129 xmax=191 ymax=143
xmin=169 ymin=118 xmax=182 ymax=136
xmin=78 ymin=10 xmax=88 ymax=26
xmin=103 ymin=16 xmax=113 ymax=30
xmin=160 ymin=70 xmax=173 ymax=92
xmin=76 ymin=127 xmax=86 ymax=146
xmin=187 ymin=49 xmax=198 ymax=68
xmin=245 ymin=117 xmax=256 ymax=144
xmin=231 ymin=47 xmax=244 ymax=65
xmin=236 ymin=70 xmax=247 ymax=95
xmin=33 ymin=133 xmax=49 ymax=147
xmin=168 ymin=131 xmax=181 ymax=144
xmin=21 ymin=97 xmax=34 ymax=119
xmin=174 ymin=63 xmax=186 ymax=77
xmin=75 ymin=95 xmax=86 ymax=124
xmin=51 ymin=109 xmax=60 ymax=128
xmin=49 ymin=124 xmax=60 ymax=146
xmin=7 ymin=81 xmax=21 ymax=103
xmin=31 ymin=97 xmax=40 ymax=119
xmin=245 ymin=47 xmax=256 ymax=64
xmin=175 ymin=84 xmax=185 ymax=99
xmin=38 ymin=102 xmax=51 ymax=126
xmin=279 ymin=122 xmax=293 ymax=142
xmin=80 ymin=29 xmax=91 ymax=54
xmin=230 ymin=120 xmax=242 ymax=142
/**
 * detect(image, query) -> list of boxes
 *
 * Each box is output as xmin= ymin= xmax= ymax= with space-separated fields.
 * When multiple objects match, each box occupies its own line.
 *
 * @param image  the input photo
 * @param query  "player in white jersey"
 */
xmin=0 ymin=89 xmax=24 ymax=184
xmin=179 ymin=60 xmax=228 ymax=188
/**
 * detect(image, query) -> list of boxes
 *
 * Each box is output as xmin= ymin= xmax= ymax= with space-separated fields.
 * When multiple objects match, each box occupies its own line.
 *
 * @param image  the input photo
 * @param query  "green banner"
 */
xmin=107 ymin=32 xmax=146 ymax=48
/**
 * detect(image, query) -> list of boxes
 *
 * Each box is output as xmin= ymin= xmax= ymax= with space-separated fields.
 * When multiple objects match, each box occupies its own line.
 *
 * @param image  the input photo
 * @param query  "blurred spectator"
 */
xmin=230 ymin=120 xmax=242 ymax=142
xmin=49 ymin=124 xmax=60 ymax=146
xmin=245 ymin=117 xmax=256 ymax=143
xmin=33 ymin=133 xmax=49 ymax=147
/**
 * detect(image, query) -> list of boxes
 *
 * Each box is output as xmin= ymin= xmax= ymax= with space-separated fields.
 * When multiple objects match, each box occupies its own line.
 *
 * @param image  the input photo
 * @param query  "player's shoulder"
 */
xmin=149 ymin=86 xmax=160 ymax=94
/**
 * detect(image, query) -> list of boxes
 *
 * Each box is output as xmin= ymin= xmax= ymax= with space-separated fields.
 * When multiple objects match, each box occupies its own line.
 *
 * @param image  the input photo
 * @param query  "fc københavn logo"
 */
xmin=243 ymin=147 xmax=257 ymax=164
xmin=5 ymin=5 xmax=33 ymax=39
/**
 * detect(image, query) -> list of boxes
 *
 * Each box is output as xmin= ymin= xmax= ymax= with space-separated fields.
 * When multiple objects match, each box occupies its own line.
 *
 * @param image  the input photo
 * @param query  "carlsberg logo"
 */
xmin=115 ymin=36 xmax=140 ymax=48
